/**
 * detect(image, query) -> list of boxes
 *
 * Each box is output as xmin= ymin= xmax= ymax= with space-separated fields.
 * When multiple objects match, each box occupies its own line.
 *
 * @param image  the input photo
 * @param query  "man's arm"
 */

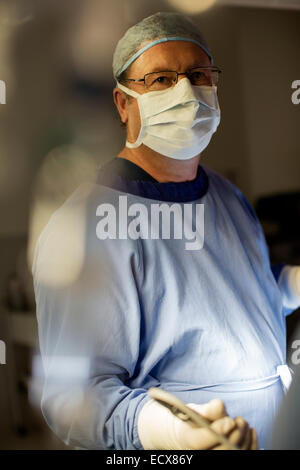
xmin=32 ymin=202 xmax=150 ymax=449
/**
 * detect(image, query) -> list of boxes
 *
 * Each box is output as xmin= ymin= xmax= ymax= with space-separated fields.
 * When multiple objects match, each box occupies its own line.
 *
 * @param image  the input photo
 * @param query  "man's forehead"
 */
xmin=128 ymin=41 xmax=210 ymax=75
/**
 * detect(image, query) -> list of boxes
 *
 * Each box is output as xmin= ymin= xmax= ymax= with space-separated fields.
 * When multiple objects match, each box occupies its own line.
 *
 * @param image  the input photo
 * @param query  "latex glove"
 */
xmin=137 ymin=398 xmax=258 ymax=450
xmin=278 ymin=265 xmax=300 ymax=309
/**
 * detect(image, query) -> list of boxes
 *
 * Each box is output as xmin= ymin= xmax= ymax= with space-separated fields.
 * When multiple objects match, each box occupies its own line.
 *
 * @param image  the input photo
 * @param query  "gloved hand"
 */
xmin=137 ymin=397 xmax=258 ymax=450
xmin=278 ymin=265 xmax=300 ymax=309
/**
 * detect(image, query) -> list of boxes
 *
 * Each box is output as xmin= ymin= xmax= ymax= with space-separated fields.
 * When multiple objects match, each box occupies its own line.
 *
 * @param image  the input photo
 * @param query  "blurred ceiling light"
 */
xmin=167 ymin=0 xmax=217 ymax=14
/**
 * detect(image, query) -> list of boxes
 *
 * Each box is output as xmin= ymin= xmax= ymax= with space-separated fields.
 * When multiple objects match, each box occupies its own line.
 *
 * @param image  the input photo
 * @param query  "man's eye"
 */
xmin=155 ymin=76 xmax=169 ymax=83
xmin=191 ymin=72 xmax=205 ymax=80
xmin=147 ymin=73 xmax=175 ymax=90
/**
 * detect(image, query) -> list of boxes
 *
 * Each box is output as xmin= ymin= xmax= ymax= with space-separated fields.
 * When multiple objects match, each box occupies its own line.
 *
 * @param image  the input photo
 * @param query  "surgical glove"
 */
xmin=278 ymin=265 xmax=300 ymax=310
xmin=137 ymin=397 xmax=258 ymax=450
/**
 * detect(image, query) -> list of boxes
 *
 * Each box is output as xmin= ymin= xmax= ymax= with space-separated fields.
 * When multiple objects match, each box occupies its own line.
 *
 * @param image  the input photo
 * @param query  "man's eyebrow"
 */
xmin=145 ymin=63 xmax=211 ymax=74
xmin=188 ymin=62 xmax=211 ymax=69
xmin=145 ymin=67 xmax=175 ymax=74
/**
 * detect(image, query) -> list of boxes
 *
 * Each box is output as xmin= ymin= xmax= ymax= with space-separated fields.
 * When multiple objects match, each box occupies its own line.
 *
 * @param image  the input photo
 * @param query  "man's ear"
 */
xmin=113 ymin=87 xmax=128 ymax=125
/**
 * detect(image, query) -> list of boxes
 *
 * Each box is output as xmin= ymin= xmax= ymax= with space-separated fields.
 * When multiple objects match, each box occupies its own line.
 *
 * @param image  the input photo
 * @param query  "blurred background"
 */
xmin=0 ymin=0 xmax=299 ymax=450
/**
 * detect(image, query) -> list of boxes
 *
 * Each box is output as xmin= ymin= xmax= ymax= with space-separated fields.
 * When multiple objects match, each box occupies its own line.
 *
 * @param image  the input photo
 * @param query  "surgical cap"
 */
xmin=113 ymin=11 xmax=213 ymax=79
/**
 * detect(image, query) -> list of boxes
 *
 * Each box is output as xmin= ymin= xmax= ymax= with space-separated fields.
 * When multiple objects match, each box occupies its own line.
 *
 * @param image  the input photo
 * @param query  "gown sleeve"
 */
xmin=232 ymin=185 xmax=300 ymax=316
xmin=31 ymin=198 xmax=150 ymax=450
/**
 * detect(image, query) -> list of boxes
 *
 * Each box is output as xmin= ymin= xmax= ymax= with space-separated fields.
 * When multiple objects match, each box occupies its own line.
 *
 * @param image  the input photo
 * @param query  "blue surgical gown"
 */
xmin=32 ymin=164 xmax=298 ymax=450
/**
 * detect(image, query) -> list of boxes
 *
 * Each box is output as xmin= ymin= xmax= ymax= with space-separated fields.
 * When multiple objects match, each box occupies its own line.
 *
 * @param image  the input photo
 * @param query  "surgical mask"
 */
xmin=117 ymin=78 xmax=221 ymax=160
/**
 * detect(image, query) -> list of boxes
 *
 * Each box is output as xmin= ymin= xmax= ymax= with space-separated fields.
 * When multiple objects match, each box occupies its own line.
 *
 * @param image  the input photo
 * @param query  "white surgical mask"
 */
xmin=117 ymin=77 xmax=221 ymax=160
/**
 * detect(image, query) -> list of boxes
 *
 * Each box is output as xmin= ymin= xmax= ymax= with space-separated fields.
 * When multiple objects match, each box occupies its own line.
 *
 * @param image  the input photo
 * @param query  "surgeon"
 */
xmin=32 ymin=12 xmax=300 ymax=450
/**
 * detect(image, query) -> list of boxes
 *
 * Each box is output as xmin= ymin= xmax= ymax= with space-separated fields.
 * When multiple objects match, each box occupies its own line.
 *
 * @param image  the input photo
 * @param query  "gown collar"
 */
xmin=96 ymin=158 xmax=209 ymax=203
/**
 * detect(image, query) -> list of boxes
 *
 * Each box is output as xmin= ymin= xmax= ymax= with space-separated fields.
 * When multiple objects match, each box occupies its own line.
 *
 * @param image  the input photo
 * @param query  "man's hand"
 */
xmin=179 ymin=400 xmax=258 ymax=450
xmin=138 ymin=397 xmax=258 ymax=450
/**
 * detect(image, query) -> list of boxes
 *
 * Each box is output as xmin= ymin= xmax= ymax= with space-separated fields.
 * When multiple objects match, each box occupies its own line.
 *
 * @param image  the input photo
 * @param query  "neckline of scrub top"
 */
xmin=98 ymin=157 xmax=157 ymax=182
xmin=96 ymin=158 xmax=209 ymax=203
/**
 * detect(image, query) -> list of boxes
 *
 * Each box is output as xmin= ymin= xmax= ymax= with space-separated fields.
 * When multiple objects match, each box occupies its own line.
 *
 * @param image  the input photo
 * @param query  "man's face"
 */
xmin=114 ymin=40 xmax=211 ymax=144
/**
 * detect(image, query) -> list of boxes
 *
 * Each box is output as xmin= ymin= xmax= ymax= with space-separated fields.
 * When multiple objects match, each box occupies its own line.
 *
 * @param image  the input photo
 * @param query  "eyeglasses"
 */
xmin=120 ymin=66 xmax=222 ymax=92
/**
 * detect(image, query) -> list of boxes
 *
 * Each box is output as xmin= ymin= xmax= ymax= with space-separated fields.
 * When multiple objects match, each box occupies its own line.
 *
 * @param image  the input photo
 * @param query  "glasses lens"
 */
xmin=189 ymin=68 xmax=220 ymax=86
xmin=145 ymin=71 xmax=177 ymax=91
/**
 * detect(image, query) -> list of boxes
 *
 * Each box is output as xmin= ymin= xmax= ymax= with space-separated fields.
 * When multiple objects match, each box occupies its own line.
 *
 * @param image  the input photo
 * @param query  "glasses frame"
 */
xmin=119 ymin=66 xmax=222 ymax=89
